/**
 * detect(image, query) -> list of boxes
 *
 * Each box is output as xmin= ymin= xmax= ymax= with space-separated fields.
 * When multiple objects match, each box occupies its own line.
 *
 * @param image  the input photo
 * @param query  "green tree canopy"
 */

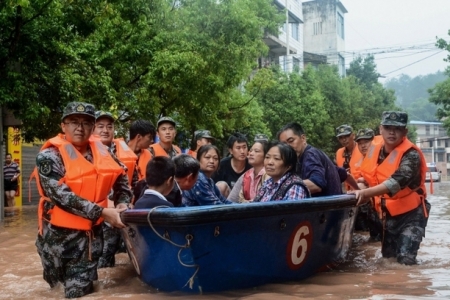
xmin=1 ymin=0 xmax=283 ymax=142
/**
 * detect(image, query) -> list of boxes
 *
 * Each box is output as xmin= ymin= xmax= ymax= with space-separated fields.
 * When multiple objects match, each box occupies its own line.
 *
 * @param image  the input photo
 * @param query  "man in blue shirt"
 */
xmin=278 ymin=122 xmax=342 ymax=197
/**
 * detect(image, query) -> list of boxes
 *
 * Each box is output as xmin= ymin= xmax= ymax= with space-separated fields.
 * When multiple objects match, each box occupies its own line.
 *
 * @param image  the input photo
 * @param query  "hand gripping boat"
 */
xmin=120 ymin=194 xmax=357 ymax=293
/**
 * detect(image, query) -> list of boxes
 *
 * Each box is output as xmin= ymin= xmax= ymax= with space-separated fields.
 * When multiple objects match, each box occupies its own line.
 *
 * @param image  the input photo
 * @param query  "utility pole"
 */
xmin=285 ymin=0 xmax=289 ymax=72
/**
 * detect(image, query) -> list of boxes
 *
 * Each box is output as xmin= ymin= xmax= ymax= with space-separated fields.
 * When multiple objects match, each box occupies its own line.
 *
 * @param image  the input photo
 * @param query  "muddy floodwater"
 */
xmin=1 ymin=182 xmax=449 ymax=299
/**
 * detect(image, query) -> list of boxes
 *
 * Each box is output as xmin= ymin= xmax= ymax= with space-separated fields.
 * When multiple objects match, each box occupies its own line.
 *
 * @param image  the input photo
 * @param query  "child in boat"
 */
xmin=134 ymin=156 xmax=175 ymax=209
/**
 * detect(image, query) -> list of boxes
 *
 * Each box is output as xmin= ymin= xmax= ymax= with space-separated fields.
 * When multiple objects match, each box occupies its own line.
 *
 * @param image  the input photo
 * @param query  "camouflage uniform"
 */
xmin=35 ymin=102 xmax=132 ymax=298
xmin=98 ymin=142 xmax=128 ymax=268
xmin=374 ymin=111 xmax=431 ymax=265
xmin=376 ymin=145 xmax=430 ymax=264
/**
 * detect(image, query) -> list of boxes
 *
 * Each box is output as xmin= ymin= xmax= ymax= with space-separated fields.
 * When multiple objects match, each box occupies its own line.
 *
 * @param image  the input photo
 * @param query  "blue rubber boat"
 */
xmin=120 ymin=194 xmax=357 ymax=293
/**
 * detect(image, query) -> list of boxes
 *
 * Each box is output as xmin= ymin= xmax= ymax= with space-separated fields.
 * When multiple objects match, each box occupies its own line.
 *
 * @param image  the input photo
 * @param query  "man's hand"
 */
xmin=101 ymin=207 xmax=127 ymax=228
xmin=347 ymin=190 xmax=370 ymax=206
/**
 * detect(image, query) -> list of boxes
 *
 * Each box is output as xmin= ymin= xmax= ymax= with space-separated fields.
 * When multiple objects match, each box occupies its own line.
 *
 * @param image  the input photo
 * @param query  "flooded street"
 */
xmin=1 ymin=182 xmax=449 ymax=299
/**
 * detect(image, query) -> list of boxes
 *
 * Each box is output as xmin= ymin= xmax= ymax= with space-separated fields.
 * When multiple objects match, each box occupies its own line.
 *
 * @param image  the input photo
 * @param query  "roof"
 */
xmin=409 ymin=120 xmax=443 ymax=125
xmin=337 ymin=1 xmax=348 ymax=13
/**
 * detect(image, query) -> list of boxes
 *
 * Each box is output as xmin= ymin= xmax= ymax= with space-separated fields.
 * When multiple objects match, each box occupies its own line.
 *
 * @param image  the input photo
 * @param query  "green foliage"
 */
xmin=250 ymin=62 xmax=398 ymax=157
xmin=428 ymin=32 xmax=450 ymax=134
xmin=385 ymin=72 xmax=445 ymax=121
xmin=0 ymin=0 xmax=283 ymax=142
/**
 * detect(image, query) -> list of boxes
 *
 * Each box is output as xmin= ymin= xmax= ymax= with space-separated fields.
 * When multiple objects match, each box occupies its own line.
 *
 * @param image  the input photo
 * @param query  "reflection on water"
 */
xmin=1 ymin=182 xmax=450 ymax=299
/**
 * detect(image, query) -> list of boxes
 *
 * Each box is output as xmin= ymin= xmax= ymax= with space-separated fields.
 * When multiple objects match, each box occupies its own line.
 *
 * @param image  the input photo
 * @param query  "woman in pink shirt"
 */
xmin=229 ymin=137 xmax=270 ymax=203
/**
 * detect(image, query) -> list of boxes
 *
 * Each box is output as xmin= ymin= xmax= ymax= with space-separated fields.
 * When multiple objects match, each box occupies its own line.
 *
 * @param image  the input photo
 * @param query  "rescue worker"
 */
xmin=188 ymin=130 xmax=215 ymax=158
xmin=335 ymin=124 xmax=363 ymax=191
xmin=93 ymin=111 xmax=137 ymax=268
xmin=126 ymin=120 xmax=156 ymax=200
xmin=349 ymin=111 xmax=431 ymax=265
xmin=150 ymin=117 xmax=181 ymax=158
xmin=353 ymin=128 xmax=382 ymax=238
xmin=34 ymin=102 xmax=133 ymax=298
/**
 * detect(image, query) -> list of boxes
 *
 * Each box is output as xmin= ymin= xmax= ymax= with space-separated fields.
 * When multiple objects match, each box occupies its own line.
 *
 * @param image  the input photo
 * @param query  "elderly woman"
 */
xmin=254 ymin=142 xmax=310 ymax=202
xmin=228 ymin=139 xmax=270 ymax=203
xmin=182 ymin=145 xmax=233 ymax=206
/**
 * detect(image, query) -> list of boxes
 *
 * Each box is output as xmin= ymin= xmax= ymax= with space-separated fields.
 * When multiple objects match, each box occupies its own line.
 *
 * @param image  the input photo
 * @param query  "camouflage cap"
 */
xmin=195 ymin=130 xmax=214 ymax=141
xmin=355 ymin=128 xmax=375 ymax=141
xmin=335 ymin=124 xmax=353 ymax=137
xmin=380 ymin=111 xmax=408 ymax=127
xmin=254 ymin=134 xmax=269 ymax=142
xmin=157 ymin=116 xmax=176 ymax=129
xmin=61 ymin=102 xmax=95 ymax=121
xmin=95 ymin=111 xmax=115 ymax=122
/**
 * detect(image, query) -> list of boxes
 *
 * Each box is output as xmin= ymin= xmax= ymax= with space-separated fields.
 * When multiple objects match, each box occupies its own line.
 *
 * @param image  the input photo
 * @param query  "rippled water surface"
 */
xmin=1 ymin=182 xmax=449 ymax=299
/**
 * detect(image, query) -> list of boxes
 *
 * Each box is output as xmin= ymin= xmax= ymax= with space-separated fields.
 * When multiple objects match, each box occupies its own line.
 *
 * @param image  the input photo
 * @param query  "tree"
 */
xmin=0 ymin=0 xmax=283 ymax=141
xmin=346 ymin=55 xmax=380 ymax=89
xmin=428 ymin=31 xmax=450 ymax=134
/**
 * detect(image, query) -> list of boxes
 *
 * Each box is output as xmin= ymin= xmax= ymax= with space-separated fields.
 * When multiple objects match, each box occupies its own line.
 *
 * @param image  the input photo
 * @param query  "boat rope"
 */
xmin=147 ymin=206 xmax=200 ymax=289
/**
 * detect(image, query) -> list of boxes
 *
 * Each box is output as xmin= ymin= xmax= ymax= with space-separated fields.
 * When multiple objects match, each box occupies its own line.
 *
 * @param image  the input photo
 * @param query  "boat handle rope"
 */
xmin=146 ymin=206 xmax=200 ymax=289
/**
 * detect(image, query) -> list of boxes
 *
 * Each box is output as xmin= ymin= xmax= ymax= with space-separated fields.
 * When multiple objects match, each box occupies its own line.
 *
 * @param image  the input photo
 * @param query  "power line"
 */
xmin=381 ymin=50 xmax=445 ymax=76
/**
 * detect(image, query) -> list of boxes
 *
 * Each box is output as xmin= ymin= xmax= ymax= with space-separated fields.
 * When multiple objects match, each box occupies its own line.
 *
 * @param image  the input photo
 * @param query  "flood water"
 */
xmin=1 ymin=182 xmax=449 ymax=299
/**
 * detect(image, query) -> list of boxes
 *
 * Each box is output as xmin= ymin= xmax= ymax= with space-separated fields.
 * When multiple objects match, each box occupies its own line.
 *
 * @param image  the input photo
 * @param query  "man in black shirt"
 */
xmin=212 ymin=133 xmax=251 ymax=196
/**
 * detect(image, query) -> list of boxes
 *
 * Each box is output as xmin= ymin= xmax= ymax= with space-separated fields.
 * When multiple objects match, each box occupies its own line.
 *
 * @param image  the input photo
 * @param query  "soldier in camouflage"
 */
xmin=35 ymin=102 xmax=132 ymax=298
xmin=350 ymin=111 xmax=431 ymax=265
xmin=94 ymin=111 xmax=128 ymax=268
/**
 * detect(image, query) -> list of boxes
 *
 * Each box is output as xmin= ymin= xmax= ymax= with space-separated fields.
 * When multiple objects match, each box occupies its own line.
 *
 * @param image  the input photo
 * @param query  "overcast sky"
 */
xmin=342 ymin=0 xmax=450 ymax=82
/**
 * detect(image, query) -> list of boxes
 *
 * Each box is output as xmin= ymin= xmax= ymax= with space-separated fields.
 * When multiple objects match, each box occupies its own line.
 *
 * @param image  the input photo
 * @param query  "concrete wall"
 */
xmin=302 ymin=0 xmax=346 ymax=75
xmin=275 ymin=0 xmax=304 ymax=72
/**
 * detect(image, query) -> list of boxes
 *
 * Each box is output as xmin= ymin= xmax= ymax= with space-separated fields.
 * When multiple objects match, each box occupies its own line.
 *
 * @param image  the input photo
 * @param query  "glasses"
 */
xmin=64 ymin=121 xmax=94 ymax=129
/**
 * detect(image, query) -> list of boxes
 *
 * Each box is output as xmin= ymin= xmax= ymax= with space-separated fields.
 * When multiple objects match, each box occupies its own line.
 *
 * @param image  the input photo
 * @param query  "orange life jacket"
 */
xmin=187 ymin=149 xmax=197 ymax=159
xmin=113 ymin=138 xmax=138 ymax=187
xmin=353 ymin=135 xmax=384 ymax=180
xmin=136 ymin=149 xmax=152 ymax=181
xmin=34 ymin=134 xmax=125 ymax=233
xmin=360 ymin=137 xmax=428 ymax=217
xmin=336 ymin=144 xmax=363 ymax=190
xmin=150 ymin=142 xmax=181 ymax=157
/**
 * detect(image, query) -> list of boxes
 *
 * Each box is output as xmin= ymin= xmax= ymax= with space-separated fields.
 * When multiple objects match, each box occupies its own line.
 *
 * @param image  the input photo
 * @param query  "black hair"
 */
xmin=226 ymin=132 xmax=248 ymax=149
xmin=197 ymin=144 xmax=221 ymax=161
xmin=146 ymin=156 xmax=175 ymax=187
xmin=252 ymin=140 xmax=270 ymax=155
xmin=173 ymin=154 xmax=200 ymax=178
xmin=5 ymin=153 xmax=12 ymax=158
xmin=276 ymin=122 xmax=305 ymax=140
xmin=267 ymin=141 xmax=298 ymax=173
xmin=129 ymin=120 xmax=156 ymax=140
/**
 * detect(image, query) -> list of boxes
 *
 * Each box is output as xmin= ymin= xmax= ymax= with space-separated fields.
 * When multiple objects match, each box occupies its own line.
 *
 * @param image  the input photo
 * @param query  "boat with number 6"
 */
xmin=120 ymin=194 xmax=357 ymax=293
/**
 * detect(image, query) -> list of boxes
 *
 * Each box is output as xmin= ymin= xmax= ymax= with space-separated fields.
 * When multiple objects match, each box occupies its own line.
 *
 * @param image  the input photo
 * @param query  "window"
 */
xmin=293 ymin=57 xmax=300 ymax=71
xmin=337 ymin=13 xmax=344 ymax=39
xmin=447 ymin=153 xmax=450 ymax=162
xmin=438 ymin=139 xmax=441 ymax=146
xmin=425 ymin=125 xmax=430 ymax=135
xmin=437 ymin=153 xmax=444 ymax=162
xmin=291 ymin=23 xmax=299 ymax=41
xmin=314 ymin=22 xmax=322 ymax=35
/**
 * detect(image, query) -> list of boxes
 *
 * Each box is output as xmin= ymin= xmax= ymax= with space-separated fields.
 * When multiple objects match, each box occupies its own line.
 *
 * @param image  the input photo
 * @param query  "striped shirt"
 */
xmin=3 ymin=162 xmax=20 ymax=180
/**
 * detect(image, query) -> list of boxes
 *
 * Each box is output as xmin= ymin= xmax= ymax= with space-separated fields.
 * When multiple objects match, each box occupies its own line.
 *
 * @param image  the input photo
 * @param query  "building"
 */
xmin=262 ymin=0 xmax=304 ymax=72
xmin=411 ymin=120 xmax=450 ymax=178
xmin=302 ymin=0 xmax=347 ymax=76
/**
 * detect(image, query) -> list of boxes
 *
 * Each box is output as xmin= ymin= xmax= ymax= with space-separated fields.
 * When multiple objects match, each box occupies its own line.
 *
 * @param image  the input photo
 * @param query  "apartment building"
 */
xmin=262 ymin=0 xmax=304 ymax=72
xmin=302 ymin=0 xmax=347 ymax=76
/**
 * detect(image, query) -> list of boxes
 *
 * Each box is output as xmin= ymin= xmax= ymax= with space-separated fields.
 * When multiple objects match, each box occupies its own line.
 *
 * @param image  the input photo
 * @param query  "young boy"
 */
xmin=134 ymin=157 xmax=175 ymax=208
